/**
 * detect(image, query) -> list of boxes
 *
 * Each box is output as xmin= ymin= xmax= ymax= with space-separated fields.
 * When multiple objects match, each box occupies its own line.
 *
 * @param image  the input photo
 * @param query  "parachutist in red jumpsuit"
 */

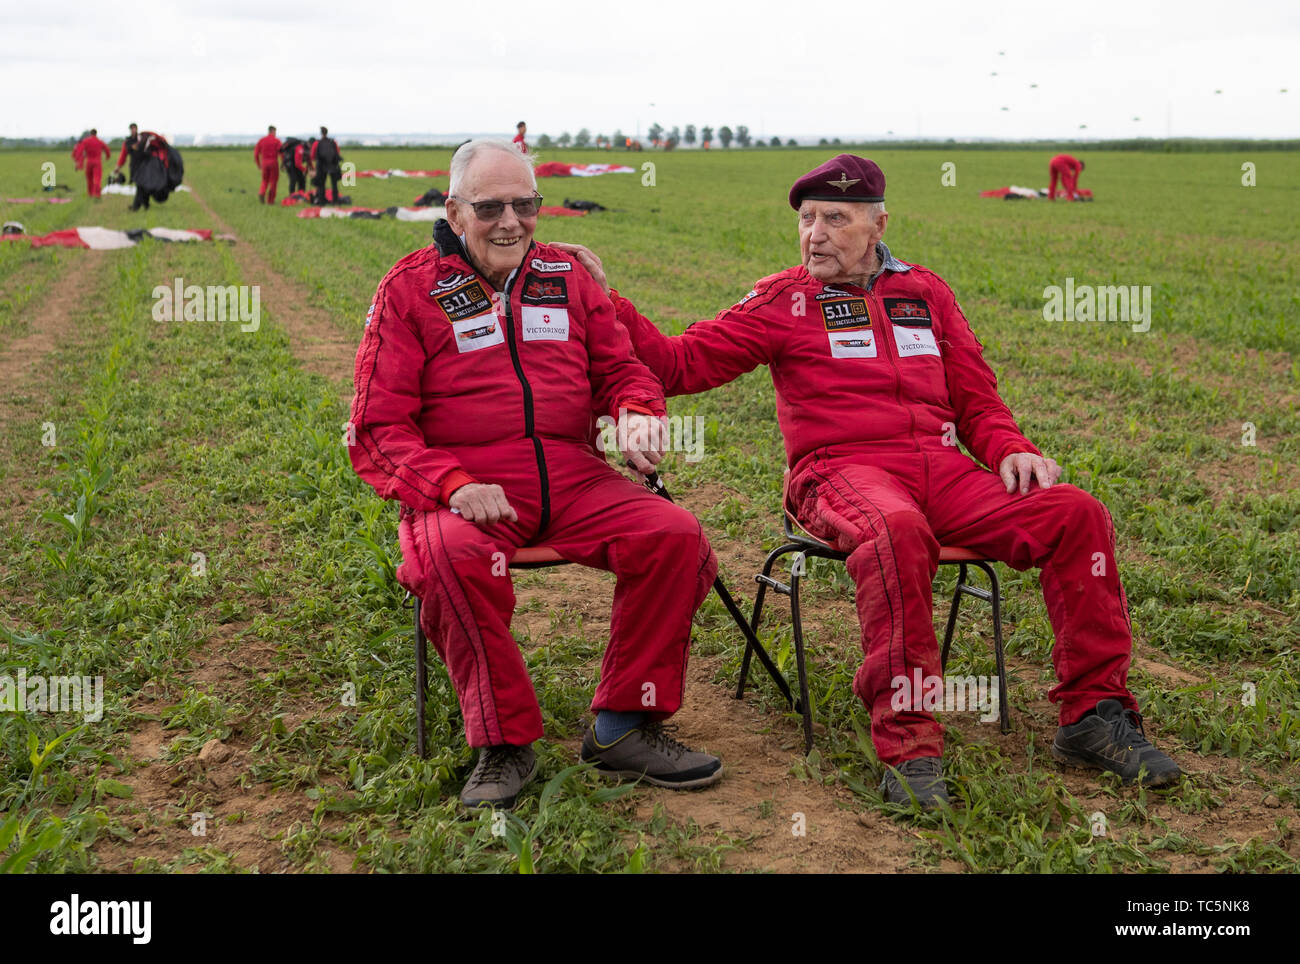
xmin=347 ymin=145 xmax=718 ymax=790
xmin=1048 ymin=154 xmax=1084 ymax=200
xmin=254 ymin=126 xmax=282 ymax=204
xmin=72 ymin=130 xmax=110 ymax=198
xmin=563 ymin=153 xmax=1179 ymax=804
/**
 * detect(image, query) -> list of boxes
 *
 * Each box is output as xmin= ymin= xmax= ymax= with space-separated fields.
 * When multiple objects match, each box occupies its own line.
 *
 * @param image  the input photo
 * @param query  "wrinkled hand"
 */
xmin=998 ymin=452 xmax=1062 ymax=495
xmin=448 ymin=483 xmax=518 ymax=525
xmin=550 ymin=242 xmax=609 ymax=294
xmin=619 ymin=412 xmax=668 ymax=475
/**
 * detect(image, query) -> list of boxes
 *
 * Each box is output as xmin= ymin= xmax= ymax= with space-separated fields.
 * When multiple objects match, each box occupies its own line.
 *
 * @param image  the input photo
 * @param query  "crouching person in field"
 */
xmin=347 ymin=140 xmax=722 ymax=810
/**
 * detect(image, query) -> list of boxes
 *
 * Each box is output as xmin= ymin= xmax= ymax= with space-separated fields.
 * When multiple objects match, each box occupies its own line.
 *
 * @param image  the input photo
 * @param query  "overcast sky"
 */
xmin=3 ymin=0 xmax=1296 ymax=141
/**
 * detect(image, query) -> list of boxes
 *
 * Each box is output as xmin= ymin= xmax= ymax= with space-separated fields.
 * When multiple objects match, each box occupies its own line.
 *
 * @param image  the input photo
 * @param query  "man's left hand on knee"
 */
xmin=999 ymin=452 xmax=1062 ymax=495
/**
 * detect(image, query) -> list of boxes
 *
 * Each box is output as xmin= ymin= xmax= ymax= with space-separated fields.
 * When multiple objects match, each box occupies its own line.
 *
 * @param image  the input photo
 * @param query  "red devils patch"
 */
xmin=522 ymin=274 xmax=569 ymax=305
xmin=883 ymin=297 xmax=932 ymax=327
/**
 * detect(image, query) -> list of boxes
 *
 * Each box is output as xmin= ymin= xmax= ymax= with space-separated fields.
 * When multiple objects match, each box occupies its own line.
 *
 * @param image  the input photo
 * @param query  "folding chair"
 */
xmin=409 ymin=545 xmax=568 ymax=758
xmin=739 ymin=480 xmax=1011 ymax=754
xmin=405 ymin=473 xmax=795 ymax=757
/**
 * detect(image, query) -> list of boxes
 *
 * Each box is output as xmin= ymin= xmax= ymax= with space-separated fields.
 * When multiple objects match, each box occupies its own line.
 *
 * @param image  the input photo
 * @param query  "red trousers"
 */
xmin=1048 ymin=161 xmax=1080 ymax=200
xmin=792 ymin=444 xmax=1136 ymax=766
xmin=84 ymin=163 xmax=102 ymax=198
xmin=397 ymin=439 xmax=717 ymax=748
xmin=259 ymin=162 xmax=280 ymax=204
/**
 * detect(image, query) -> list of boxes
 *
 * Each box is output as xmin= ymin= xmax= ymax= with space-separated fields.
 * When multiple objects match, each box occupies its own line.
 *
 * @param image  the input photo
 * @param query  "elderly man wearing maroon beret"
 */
xmin=558 ymin=154 xmax=1180 ymax=810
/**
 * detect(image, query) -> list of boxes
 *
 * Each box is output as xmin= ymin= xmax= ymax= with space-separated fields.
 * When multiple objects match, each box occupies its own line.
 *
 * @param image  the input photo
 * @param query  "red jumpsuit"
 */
xmin=1048 ymin=154 xmax=1083 ymax=200
xmin=348 ymin=226 xmax=717 ymax=748
xmin=610 ymin=243 xmax=1138 ymax=765
xmin=254 ymin=134 xmax=282 ymax=204
xmin=72 ymin=135 xmax=110 ymax=197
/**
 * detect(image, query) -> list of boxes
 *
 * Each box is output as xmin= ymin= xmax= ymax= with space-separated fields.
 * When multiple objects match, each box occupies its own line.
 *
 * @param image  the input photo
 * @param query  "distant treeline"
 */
xmin=846 ymin=138 xmax=1300 ymax=152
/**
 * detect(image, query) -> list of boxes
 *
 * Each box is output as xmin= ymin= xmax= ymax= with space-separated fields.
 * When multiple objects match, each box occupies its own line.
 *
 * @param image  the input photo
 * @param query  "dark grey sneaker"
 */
xmin=880 ymin=756 xmax=950 ymax=810
xmin=580 ymin=721 xmax=722 ymax=789
xmin=1052 ymin=699 xmax=1181 ymax=788
xmin=459 ymin=744 xmax=538 ymax=810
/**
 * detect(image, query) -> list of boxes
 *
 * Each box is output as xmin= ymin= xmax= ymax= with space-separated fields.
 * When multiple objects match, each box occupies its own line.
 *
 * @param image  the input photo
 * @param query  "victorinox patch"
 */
xmin=521 ymin=274 xmax=569 ymax=305
xmin=520 ymin=306 xmax=570 ymax=342
xmin=891 ymin=324 xmax=940 ymax=358
xmin=434 ymin=279 xmax=493 ymax=322
xmin=883 ymin=297 xmax=932 ymax=327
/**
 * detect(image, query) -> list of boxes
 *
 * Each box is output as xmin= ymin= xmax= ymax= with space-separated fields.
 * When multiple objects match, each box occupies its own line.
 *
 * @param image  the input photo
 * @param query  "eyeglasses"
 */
xmin=450 ymin=194 xmax=544 ymax=221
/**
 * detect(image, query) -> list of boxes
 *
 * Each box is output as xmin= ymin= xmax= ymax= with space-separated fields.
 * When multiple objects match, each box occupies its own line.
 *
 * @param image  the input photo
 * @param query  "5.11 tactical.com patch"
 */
xmin=435 ymin=279 xmax=493 ymax=322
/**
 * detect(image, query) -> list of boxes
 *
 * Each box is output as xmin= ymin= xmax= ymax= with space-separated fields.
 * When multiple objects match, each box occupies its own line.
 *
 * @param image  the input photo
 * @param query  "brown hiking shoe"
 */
xmin=459 ymin=744 xmax=538 ymax=810
xmin=580 ymin=721 xmax=722 ymax=789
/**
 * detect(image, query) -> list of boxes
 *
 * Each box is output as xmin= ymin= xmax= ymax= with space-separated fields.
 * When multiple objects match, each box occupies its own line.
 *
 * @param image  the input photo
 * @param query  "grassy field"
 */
xmin=0 ymin=145 xmax=1296 ymax=873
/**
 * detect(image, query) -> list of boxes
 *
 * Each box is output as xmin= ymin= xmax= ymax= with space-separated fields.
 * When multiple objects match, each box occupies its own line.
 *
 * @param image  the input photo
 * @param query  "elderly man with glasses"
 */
xmin=348 ymin=139 xmax=723 ymax=810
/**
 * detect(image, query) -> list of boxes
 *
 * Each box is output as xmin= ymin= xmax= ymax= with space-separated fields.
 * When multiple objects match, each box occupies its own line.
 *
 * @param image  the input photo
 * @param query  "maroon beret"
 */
xmin=788 ymin=154 xmax=886 ymax=209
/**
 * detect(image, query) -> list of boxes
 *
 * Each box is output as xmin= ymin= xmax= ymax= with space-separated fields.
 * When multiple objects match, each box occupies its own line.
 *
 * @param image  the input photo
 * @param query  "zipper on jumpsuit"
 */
xmin=498 ymin=261 xmax=552 ymax=535
xmin=866 ymin=274 xmax=927 ymax=500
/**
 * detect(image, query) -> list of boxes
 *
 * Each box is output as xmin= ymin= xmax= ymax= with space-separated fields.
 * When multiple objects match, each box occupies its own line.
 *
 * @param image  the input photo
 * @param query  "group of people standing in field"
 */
xmin=71 ymin=123 xmax=176 ymax=210
xmin=252 ymin=125 xmax=343 ymax=206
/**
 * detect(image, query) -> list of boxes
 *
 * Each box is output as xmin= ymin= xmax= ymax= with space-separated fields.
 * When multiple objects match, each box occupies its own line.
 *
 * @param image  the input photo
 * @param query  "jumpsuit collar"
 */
xmin=432 ymin=217 xmax=532 ymax=292
xmin=864 ymin=240 xmax=911 ymax=292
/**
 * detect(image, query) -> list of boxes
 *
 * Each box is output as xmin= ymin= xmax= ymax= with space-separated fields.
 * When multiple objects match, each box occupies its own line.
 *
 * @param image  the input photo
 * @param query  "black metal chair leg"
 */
xmin=979 ymin=562 xmax=1011 ymax=735
xmin=740 ymin=546 xmax=791 ymax=699
xmin=940 ymin=562 xmax=967 ymax=672
xmin=414 ymin=597 xmax=428 ymax=759
xmin=713 ymin=575 xmax=794 ymax=708
xmin=739 ymin=549 xmax=781 ymax=698
xmin=789 ymin=564 xmax=815 ymax=755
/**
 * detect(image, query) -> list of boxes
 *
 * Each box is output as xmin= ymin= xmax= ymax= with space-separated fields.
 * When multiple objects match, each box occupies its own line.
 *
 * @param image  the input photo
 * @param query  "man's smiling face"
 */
xmin=798 ymin=199 xmax=888 ymax=286
xmin=447 ymin=153 xmax=538 ymax=288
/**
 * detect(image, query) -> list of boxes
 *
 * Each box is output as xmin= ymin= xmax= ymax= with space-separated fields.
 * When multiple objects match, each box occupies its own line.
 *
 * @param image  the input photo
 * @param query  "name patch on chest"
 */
xmin=452 ymin=314 xmax=504 ymax=352
xmin=821 ymin=298 xmax=875 ymax=358
xmin=522 ymin=274 xmax=569 ymax=306
xmin=521 ymin=305 xmax=570 ymax=342
xmin=435 ymin=279 xmax=494 ymax=322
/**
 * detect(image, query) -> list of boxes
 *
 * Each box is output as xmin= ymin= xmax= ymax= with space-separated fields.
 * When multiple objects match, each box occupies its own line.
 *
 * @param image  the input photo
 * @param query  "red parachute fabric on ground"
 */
xmin=980 ymin=185 xmax=1094 ymax=199
xmin=2 ymin=227 xmax=213 ymax=249
xmin=533 ymin=161 xmax=574 ymax=177
xmin=355 ymin=169 xmax=450 ymax=178
xmin=26 ymin=229 xmax=89 ymax=248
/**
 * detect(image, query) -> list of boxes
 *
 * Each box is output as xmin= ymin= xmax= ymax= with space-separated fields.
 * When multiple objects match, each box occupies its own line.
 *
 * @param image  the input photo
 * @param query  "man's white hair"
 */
xmin=449 ymin=139 xmax=537 ymax=198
